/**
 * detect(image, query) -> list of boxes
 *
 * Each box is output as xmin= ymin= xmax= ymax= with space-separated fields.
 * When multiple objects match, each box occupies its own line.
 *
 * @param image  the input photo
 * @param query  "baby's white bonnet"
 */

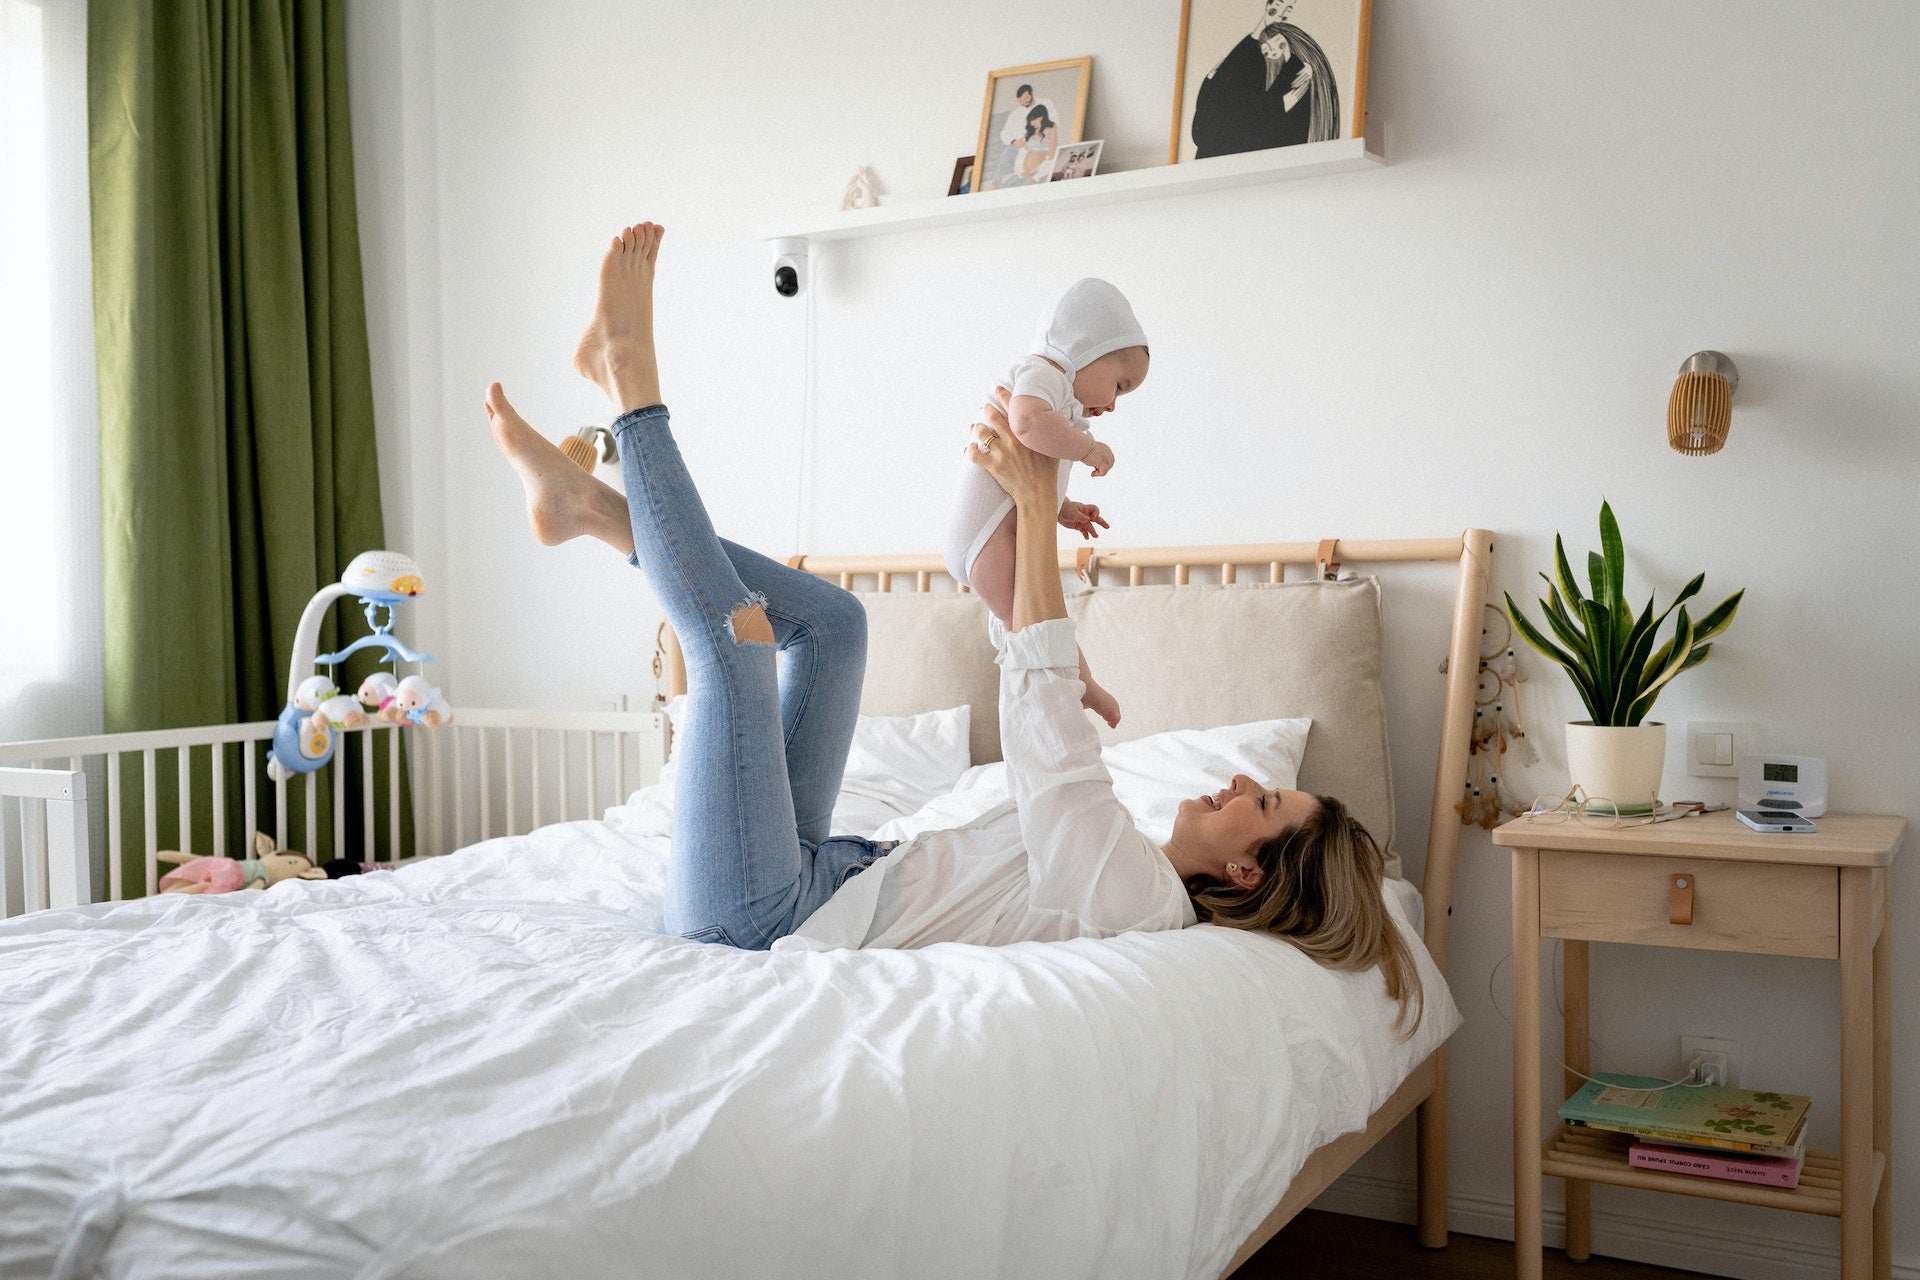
xmin=1032 ymin=278 xmax=1148 ymax=373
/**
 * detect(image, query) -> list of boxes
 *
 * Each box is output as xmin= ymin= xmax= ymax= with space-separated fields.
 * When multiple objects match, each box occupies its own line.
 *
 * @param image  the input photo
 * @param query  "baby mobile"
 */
xmin=1441 ymin=603 xmax=1537 ymax=829
xmin=267 ymin=550 xmax=454 ymax=782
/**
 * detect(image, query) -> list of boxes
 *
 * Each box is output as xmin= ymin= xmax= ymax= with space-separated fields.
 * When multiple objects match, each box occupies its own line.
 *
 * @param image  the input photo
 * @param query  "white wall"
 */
xmin=348 ymin=3 xmax=1920 ymax=1275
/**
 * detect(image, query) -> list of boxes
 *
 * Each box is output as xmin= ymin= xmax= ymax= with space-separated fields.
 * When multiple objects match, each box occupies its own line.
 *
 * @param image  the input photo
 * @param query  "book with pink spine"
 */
xmin=1627 ymin=1139 xmax=1803 ymax=1189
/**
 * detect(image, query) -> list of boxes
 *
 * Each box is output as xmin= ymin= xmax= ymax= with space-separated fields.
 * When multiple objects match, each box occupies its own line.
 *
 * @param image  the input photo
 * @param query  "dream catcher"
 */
xmin=1441 ymin=603 xmax=1537 ymax=829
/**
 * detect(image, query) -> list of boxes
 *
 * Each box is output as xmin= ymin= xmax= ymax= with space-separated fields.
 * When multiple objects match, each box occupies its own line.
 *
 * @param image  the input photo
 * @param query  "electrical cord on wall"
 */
xmin=793 ymin=263 xmax=819 ymax=553
xmin=1487 ymin=944 xmax=1710 ymax=1093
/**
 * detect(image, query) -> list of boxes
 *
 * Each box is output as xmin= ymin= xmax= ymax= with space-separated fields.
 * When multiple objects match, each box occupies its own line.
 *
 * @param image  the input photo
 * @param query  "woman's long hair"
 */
xmin=1261 ymin=21 xmax=1341 ymax=142
xmin=1025 ymin=104 xmax=1056 ymax=140
xmin=1185 ymin=794 xmax=1423 ymax=1034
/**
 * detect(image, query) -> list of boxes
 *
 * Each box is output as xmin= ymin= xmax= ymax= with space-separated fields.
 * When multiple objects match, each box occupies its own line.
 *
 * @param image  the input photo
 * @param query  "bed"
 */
xmin=0 ymin=534 xmax=1492 ymax=1279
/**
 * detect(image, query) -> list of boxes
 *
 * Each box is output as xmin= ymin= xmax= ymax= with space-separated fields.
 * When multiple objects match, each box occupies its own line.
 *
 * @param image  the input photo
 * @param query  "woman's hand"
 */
xmin=972 ymin=389 xmax=1069 ymax=631
xmin=969 ymin=389 xmax=1059 ymax=513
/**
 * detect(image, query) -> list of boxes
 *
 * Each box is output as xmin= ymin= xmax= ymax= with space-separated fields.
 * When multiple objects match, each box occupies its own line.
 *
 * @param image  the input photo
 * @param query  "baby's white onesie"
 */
xmin=941 ymin=355 xmax=1086 ymax=588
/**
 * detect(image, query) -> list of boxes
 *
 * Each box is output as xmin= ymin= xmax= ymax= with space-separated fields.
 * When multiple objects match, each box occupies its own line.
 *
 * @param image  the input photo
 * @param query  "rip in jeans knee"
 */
xmin=728 ymin=593 xmax=775 ymax=645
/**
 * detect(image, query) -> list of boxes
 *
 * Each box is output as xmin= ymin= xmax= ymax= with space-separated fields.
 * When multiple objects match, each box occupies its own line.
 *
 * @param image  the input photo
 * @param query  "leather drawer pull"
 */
xmin=1669 ymin=874 xmax=1695 ymax=926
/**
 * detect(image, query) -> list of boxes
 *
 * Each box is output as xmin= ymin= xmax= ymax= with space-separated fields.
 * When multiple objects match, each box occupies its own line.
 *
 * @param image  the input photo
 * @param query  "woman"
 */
xmin=1004 ymin=104 xmax=1058 ymax=187
xmin=487 ymin=222 xmax=1420 ymax=1028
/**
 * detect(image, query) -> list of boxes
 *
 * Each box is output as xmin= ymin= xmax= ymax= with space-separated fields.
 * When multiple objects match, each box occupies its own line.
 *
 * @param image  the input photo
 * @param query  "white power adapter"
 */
xmin=1681 ymin=1035 xmax=1737 ymax=1088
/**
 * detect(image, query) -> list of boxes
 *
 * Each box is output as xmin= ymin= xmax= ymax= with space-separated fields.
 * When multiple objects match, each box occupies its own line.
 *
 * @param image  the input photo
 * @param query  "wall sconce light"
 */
xmin=560 ymin=425 xmax=619 ymax=471
xmin=1667 ymin=351 xmax=1737 ymax=456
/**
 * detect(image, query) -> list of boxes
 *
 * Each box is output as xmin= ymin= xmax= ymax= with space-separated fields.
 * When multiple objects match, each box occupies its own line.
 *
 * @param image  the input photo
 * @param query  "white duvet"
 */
xmin=0 ymin=775 xmax=1458 ymax=1280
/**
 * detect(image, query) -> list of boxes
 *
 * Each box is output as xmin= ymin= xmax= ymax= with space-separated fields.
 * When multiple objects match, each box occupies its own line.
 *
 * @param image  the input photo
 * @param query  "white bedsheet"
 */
xmin=0 ymin=790 xmax=1458 ymax=1280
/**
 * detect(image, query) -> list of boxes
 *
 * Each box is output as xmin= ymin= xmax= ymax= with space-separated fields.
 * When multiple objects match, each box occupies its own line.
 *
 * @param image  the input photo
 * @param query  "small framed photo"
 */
xmin=1051 ymin=139 xmax=1104 ymax=182
xmin=1169 ymin=0 xmax=1371 ymax=164
xmin=947 ymin=155 xmax=976 ymax=196
xmin=973 ymin=57 xmax=1091 ymax=193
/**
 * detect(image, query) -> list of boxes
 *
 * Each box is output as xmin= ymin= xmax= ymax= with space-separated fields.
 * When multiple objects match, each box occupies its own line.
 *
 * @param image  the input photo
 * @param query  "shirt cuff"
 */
xmin=993 ymin=616 xmax=1080 ymax=671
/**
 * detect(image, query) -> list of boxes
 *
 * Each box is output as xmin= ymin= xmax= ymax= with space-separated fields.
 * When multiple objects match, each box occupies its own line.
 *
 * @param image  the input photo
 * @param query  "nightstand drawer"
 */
xmin=1538 ymin=850 xmax=1839 ymax=958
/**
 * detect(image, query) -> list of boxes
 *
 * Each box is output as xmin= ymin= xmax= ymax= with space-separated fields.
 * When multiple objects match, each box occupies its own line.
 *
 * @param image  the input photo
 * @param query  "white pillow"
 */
xmin=831 ymin=705 xmax=972 ymax=837
xmin=870 ymin=716 xmax=1311 ymax=846
xmin=1103 ymin=717 xmax=1311 ymax=845
xmin=619 ymin=702 xmax=971 ymax=841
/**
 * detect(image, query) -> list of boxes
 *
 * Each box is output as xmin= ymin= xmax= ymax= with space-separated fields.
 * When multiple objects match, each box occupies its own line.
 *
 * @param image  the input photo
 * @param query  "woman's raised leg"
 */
xmin=573 ymin=223 xmax=868 ymax=850
xmin=488 ymin=223 xmax=876 ymax=944
xmin=717 ymin=541 xmax=867 ymax=847
xmin=490 ymin=223 xmax=832 ymax=948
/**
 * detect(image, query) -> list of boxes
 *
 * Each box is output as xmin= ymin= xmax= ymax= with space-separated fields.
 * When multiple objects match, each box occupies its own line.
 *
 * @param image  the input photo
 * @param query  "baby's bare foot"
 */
xmin=1082 ymin=679 xmax=1122 ymax=729
xmin=485 ymin=382 xmax=632 ymax=552
xmin=573 ymin=222 xmax=664 ymax=415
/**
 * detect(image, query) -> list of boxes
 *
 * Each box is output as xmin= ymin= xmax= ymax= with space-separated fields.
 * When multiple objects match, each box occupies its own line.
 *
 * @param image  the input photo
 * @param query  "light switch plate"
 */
xmin=1687 ymin=720 xmax=1761 ymax=778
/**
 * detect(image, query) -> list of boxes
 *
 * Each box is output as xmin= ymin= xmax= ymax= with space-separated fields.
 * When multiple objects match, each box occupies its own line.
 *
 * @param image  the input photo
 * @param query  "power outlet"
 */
xmin=1681 ymin=1034 xmax=1739 ymax=1087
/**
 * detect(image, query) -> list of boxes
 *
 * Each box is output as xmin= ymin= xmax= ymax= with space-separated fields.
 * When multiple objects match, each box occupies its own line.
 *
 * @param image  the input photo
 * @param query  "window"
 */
xmin=0 ymin=0 xmax=101 ymax=734
xmin=0 ymin=0 xmax=59 ymax=692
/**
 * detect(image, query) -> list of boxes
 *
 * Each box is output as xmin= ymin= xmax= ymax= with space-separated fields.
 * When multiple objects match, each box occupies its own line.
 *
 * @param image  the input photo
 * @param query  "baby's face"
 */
xmin=1074 ymin=347 xmax=1150 ymax=417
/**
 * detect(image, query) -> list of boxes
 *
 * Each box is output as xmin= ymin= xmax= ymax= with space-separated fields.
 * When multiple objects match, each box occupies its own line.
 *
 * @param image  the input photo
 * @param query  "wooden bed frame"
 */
xmin=662 ymin=533 xmax=1495 ymax=1273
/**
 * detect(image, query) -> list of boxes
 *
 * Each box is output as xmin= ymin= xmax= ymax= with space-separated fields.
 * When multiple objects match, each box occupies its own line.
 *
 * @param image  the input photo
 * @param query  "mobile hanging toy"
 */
xmin=267 ymin=551 xmax=454 ymax=781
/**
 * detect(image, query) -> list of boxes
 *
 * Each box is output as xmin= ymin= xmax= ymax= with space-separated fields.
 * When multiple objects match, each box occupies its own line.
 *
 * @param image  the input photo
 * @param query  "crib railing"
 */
xmin=0 ymin=707 xmax=668 ymax=919
xmin=0 ymin=766 xmax=91 ymax=914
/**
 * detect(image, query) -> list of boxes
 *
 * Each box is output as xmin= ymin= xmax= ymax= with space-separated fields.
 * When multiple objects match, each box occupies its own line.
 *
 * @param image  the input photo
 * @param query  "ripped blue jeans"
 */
xmin=614 ymin=403 xmax=889 ymax=949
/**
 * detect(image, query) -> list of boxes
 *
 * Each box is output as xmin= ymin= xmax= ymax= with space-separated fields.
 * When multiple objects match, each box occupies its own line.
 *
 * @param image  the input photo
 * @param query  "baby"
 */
xmin=943 ymin=278 xmax=1149 ymax=727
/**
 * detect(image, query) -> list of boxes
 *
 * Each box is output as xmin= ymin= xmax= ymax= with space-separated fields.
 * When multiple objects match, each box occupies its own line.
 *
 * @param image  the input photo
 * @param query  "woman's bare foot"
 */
xmin=573 ymin=222 xmax=665 ymax=415
xmin=1082 ymin=677 xmax=1122 ymax=729
xmin=485 ymin=382 xmax=634 ymax=554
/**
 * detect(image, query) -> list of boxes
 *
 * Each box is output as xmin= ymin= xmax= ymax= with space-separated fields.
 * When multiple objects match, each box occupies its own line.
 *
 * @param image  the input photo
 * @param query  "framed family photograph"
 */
xmin=1168 ymin=0 xmax=1370 ymax=164
xmin=947 ymin=156 xmax=976 ymax=196
xmin=973 ymin=57 xmax=1091 ymax=193
xmin=1051 ymin=139 xmax=1104 ymax=182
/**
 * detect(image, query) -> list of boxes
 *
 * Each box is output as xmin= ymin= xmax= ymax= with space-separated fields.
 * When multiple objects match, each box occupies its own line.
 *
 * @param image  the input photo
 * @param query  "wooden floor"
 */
xmin=1231 ymin=1210 xmax=1716 ymax=1280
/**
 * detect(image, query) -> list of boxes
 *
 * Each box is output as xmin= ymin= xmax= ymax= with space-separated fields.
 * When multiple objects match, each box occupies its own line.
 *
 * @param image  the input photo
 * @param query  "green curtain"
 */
xmin=89 ymin=0 xmax=406 ymax=875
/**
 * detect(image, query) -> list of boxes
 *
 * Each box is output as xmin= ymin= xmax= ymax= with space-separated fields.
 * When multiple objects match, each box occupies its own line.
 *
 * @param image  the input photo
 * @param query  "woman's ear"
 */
xmin=1226 ymin=856 xmax=1264 ymax=892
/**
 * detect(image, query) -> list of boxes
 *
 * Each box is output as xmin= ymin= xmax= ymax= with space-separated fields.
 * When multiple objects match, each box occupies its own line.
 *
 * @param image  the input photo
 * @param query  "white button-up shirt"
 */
xmin=777 ymin=617 xmax=1197 ymax=951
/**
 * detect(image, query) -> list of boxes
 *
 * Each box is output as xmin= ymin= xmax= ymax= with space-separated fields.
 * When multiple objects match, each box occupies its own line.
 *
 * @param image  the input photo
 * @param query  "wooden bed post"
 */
xmin=1415 ymin=528 xmax=1494 ymax=1249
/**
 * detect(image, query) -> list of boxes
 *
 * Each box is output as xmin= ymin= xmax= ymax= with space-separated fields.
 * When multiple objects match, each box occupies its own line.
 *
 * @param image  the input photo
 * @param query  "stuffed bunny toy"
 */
xmin=156 ymin=832 xmax=329 ymax=895
xmin=390 ymin=675 xmax=455 ymax=727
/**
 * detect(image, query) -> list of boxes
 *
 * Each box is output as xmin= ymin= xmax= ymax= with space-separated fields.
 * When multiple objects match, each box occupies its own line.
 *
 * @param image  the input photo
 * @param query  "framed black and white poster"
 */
xmin=1168 ymin=0 xmax=1370 ymax=163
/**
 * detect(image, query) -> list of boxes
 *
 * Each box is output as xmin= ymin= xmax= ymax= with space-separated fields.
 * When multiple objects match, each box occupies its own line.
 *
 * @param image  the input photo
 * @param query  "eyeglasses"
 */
xmin=1524 ymin=786 xmax=1663 ymax=830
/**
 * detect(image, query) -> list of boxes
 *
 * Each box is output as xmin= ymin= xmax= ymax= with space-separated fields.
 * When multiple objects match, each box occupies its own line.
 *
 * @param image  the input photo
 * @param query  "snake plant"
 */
xmin=1504 ymin=501 xmax=1744 ymax=728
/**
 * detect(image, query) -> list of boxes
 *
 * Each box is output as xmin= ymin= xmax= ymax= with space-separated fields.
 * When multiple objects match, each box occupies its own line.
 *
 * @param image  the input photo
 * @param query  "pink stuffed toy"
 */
xmin=155 ymin=832 xmax=329 ymax=895
xmin=156 ymin=855 xmax=248 ymax=894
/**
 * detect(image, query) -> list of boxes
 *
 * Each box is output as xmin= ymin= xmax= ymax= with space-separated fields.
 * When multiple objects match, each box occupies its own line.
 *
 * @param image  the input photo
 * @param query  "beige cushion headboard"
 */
xmin=855 ymin=591 xmax=1001 ymax=766
xmin=855 ymin=578 xmax=1401 ymax=878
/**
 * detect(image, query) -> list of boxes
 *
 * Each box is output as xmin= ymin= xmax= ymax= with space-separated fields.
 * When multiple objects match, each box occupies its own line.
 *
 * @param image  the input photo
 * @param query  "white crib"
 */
xmin=0 ymin=707 xmax=669 ymax=919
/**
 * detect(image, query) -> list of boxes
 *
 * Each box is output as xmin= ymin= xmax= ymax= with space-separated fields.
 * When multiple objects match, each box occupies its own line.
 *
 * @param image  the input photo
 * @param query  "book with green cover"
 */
xmin=1558 ymin=1074 xmax=1811 ymax=1158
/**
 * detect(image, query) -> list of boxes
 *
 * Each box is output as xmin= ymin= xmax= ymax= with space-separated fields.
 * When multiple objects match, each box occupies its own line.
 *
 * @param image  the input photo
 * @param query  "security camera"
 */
xmin=770 ymin=237 xmax=807 ymax=298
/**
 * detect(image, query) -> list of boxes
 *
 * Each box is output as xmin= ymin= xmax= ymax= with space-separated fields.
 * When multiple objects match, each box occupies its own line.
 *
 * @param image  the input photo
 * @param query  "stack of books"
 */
xmin=1559 ymin=1073 xmax=1811 ymax=1189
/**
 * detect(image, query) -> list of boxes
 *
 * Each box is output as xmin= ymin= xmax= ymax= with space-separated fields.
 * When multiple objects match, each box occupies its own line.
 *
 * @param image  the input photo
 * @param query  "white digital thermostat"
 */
xmin=1738 ymin=754 xmax=1827 ymax=817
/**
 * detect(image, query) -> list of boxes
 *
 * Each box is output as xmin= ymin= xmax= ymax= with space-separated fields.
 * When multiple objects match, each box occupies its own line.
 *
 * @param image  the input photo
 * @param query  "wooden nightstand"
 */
xmin=1492 ymin=810 xmax=1904 ymax=1280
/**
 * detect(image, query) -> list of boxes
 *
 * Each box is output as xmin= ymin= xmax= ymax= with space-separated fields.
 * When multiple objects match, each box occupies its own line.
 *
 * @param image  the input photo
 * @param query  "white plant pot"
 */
xmin=1564 ymin=722 xmax=1667 ymax=813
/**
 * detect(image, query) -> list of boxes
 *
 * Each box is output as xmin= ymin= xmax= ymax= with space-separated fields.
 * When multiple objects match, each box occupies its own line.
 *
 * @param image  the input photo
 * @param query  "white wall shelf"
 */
xmin=757 ymin=135 xmax=1384 ymax=246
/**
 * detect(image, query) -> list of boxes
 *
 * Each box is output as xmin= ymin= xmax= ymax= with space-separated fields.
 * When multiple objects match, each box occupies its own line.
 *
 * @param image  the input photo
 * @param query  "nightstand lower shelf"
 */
xmin=1543 ymin=1124 xmax=1882 ymax=1217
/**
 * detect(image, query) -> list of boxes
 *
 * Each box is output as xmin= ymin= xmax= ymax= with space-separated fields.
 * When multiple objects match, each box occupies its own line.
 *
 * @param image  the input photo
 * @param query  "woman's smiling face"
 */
xmin=1167 ymin=774 xmax=1320 ymax=885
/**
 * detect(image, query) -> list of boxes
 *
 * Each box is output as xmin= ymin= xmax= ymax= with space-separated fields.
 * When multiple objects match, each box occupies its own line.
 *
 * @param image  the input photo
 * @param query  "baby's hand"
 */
xmin=1058 ymin=500 xmax=1109 ymax=541
xmin=1081 ymin=440 xmax=1115 ymax=477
